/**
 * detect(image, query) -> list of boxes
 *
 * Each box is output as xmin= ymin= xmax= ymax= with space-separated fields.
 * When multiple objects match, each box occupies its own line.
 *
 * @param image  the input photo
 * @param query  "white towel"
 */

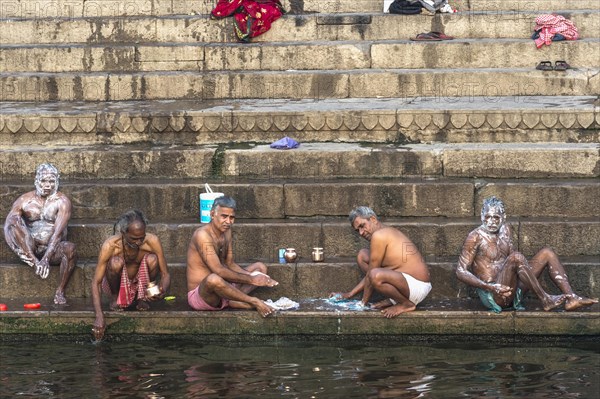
xmin=264 ymin=297 xmax=300 ymax=310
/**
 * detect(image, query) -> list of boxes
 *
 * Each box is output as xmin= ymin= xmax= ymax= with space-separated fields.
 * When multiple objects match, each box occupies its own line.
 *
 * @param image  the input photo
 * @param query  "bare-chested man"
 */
xmin=91 ymin=209 xmax=171 ymax=340
xmin=456 ymin=196 xmax=597 ymax=313
xmin=186 ymin=196 xmax=278 ymax=317
xmin=331 ymin=206 xmax=432 ymax=318
xmin=4 ymin=163 xmax=77 ymax=305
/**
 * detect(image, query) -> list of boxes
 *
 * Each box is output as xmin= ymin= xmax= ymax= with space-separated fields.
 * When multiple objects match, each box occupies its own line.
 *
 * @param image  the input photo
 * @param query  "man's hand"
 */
xmin=35 ymin=259 xmax=50 ymax=279
xmin=92 ymin=317 xmax=106 ymax=341
xmin=252 ymin=272 xmax=278 ymax=287
xmin=329 ymin=292 xmax=352 ymax=301
xmin=490 ymin=283 xmax=512 ymax=298
xmin=147 ymin=290 xmax=164 ymax=302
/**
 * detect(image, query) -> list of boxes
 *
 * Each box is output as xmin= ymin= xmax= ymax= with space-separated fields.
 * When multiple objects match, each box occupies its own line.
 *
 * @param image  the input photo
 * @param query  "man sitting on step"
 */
xmin=332 ymin=206 xmax=432 ymax=318
xmin=456 ymin=196 xmax=597 ymax=313
xmin=91 ymin=209 xmax=171 ymax=341
xmin=4 ymin=163 xmax=77 ymax=305
xmin=186 ymin=196 xmax=278 ymax=317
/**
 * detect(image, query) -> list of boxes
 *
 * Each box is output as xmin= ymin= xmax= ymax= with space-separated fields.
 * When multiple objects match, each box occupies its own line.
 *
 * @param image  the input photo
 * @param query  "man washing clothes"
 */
xmin=331 ymin=206 xmax=432 ymax=318
xmin=186 ymin=196 xmax=278 ymax=317
xmin=91 ymin=209 xmax=171 ymax=340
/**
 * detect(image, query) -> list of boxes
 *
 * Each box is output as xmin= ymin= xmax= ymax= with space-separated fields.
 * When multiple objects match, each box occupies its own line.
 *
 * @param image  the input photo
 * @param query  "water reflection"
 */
xmin=0 ymin=340 xmax=598 ymax=399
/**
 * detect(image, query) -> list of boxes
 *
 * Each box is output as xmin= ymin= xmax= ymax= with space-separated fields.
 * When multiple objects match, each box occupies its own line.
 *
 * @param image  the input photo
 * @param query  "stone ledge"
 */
xmin=2 ymin=39 xmax=599 ymax=72
xmin=1 ymin=178 xmax=599 ymax=220
xmin=1 ymin=68 xmax=598 ymax=102
xmin=0 ymin=298 xmax=597 ymax=336
xmin=1 ymin=142 xmax=598 ymax=180
xmin=4 ymin=12 xmax=596 ymax=45
xmin=1 ymin=96 xmax=598 ymax=146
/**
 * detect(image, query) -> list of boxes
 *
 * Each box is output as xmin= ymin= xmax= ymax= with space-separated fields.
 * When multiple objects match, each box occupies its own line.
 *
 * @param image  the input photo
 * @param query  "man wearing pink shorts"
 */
xmin=186 ymin=196 xmax=278 ymax=317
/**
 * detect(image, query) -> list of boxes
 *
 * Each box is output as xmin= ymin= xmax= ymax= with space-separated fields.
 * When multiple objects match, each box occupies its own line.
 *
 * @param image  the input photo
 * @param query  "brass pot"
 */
xmin=284 ymin=248 xmax=298 ymax=263
xmin=146 ymin=281 xmax=161 ymax=298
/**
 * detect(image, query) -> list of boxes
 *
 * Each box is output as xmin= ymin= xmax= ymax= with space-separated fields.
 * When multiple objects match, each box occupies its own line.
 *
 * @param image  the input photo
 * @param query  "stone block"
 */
xmin=350 ymin=68 xmax=599 ymax=98
xmin=476 ymin=181 xmax=600 ymax=218
xmin=372 ymin=40 xmax=600 ymax=69
xmin=284 ymin=181 xmax=474 ymax=217
xmin=519 ymin=221 xmax=600 ymax=256
xmin=0 ymin=263 xmax=88 ymax=299
xmin=0 ymin=146 xmax=215 ymax=180
xmin=514 ymin=312 xmax=600 ymax=335
xmin=135 ymin=45 xmax=204 ymax=63
xmin=223 ymin=143 xmax=442 ymax=179
xmin=232 ymin=222 xmax=323 ymax=263
xmin=295 ymin=263 xmax=362 ymax=298
xmin=443 ymin=143 xmax=600 ymax=178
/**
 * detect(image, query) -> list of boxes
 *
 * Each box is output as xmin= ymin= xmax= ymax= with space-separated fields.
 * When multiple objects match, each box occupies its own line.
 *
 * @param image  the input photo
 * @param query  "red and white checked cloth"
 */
xmin=534 ymin=14 xmax=579 ymax=48
xmin=102 ymin=253 xmax=150 ymax=308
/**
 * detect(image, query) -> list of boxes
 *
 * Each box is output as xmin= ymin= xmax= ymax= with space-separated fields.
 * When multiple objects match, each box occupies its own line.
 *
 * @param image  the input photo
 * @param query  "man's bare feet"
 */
xmin=381 ymin=303 xmax=415 ymax=318
xmin=256 ymin=301 xmax=275 ymax=318
xmin=564 ymin=295 xmax=598 ymax=311
xmin=371 ymin=299 xmax=393 ymax=310
xmin=136 ymin=299 xmax=150 ymax=311
xmin=54 ymin=290 xmax=67 ymax=305
xmin=542 ymin=294 xmax=566 ymax=311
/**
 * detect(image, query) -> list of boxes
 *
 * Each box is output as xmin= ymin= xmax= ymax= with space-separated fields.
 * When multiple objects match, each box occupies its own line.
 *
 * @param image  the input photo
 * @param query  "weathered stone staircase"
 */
xmin=0 ymin=0 xmax=598 ymax=338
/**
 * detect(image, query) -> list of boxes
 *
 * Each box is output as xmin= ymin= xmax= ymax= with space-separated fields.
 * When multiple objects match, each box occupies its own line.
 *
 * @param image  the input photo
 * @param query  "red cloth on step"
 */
xmin=211 ymin=0 xmax=285 ymax=42
xmin=534 ymin=14 xmax=579 ymax=48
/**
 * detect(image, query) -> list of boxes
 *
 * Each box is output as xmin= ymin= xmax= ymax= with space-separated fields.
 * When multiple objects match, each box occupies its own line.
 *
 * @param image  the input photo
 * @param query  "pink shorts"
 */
xmin=187 ymin=288 xmax=230 ymax=311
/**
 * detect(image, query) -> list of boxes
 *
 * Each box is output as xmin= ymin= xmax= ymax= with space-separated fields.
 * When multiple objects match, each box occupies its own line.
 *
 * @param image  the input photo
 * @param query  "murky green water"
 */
xmin=1 ymin=339 xmax=598 ymax=398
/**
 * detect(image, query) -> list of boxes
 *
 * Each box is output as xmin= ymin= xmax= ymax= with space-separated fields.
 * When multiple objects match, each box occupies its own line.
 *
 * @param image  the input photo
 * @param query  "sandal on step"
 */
xmin=535 ymin=61 xmax=553 ymax=71
xmin=428 ymin=31 xmax=454 ymax=40
xmin=410 ymin=33 xmax=442 ymax=41
xmin=554 ymin=60 xmax=570 ymax=71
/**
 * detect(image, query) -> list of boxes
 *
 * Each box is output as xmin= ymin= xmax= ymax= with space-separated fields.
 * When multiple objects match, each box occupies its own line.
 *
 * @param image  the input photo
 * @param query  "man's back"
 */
xmin=374 ymin=226 xmax=430 ymax=282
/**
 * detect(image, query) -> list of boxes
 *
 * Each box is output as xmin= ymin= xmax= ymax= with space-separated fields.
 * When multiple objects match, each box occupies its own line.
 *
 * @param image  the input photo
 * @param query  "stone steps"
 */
xmin=0 ymin=0 xmax=597 ymax=339
xmin=1 ymin=97 xmax=598 ymax=146
xmin=1 ymin=39 xmax=598 ymax=73
xmin=1 ymin=217 xmax=598 ymax=261
xmin=1 ymin=11 xmax=598 ymax=44
xmin=1 ymin=259 xmax=598 ymax=299
xmin=1 ymin=142 xmax=598 ymax=180
xmin=2 ymin=67 xmax=598 ymax=102
xmin=0 ymin=0 xmax=594 ymax=19
xmin=2 ymin=178 xmax=599 ymax=220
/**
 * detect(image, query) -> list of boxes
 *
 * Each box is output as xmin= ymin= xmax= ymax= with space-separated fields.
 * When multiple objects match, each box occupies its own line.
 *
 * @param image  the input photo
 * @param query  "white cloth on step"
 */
xmin=264 ymin=297 xmax=300 ymax=310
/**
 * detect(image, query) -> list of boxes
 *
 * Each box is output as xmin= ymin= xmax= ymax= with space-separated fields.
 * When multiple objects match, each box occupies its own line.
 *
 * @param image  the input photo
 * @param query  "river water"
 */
xmin=1 ymin=338 xmax=598 ymax=398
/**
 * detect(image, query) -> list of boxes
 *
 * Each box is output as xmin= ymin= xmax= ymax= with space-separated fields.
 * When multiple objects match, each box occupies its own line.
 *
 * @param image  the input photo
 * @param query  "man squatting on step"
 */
xmin=456 ymin=196 xmax=597 ymax=312
xmin=4 ymin=163 xmax=77 ymax=305
xmin=331 ymin=206 xmax=432 ymax=318
xmin=186 ymin=196 xmax=278 ymax=317
xmin=91 ymin=209 xmax=171 ymax=341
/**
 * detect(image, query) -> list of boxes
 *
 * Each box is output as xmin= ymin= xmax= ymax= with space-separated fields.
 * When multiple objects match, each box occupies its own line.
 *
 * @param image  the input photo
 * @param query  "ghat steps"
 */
xmin=0 ymin=0 xmax=598 ymax=336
